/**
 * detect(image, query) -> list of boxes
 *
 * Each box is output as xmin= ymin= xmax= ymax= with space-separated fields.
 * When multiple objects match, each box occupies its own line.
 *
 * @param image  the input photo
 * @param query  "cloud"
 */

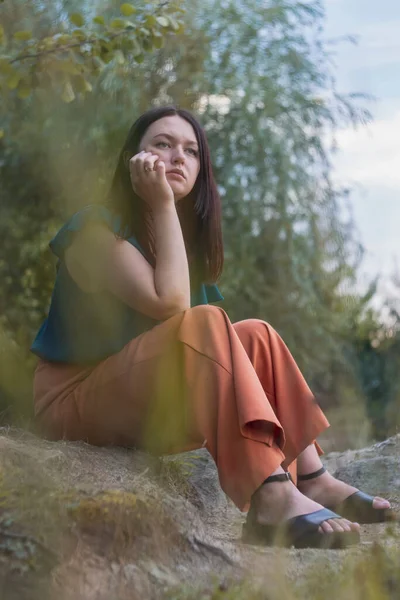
xmin=324 ymin=1 xmax=400 ymax=71
xmin=331 ymin=110 xmax=400 ymax=285
xmin=346 ymin=21 xmax=400 ymax=69
xmin=324 ymin=0 xmax=400 ymax=294
xmin=333 ymin=110 xmax=400 ymax=189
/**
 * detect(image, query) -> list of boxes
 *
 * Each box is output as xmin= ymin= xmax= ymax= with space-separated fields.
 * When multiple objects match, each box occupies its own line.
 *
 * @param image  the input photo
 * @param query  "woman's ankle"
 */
xmin=250 ymin=466 xmax=288 ymax=507
xmin=250 ymin=471 xmax=294 ymax=521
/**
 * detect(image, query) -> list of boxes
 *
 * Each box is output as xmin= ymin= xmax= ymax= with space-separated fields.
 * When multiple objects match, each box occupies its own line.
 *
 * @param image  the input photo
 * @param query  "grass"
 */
xmin=0 ymin=429 xmax=399 ymax=600
xmin=165 ymin=541 xmax=400 ymax=600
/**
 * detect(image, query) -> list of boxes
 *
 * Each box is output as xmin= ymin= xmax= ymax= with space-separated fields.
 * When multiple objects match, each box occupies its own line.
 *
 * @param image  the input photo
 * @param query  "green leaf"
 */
xmin=0 ymin=59 xmax=14 ymax=75
xmin=56 ymin=59 xmax=80 ymax=75
xmin=17 ymin=82 xmax=32 ymax=99
xmin=134 ymin=53 xmax=144 ymax=63
xmin=114 ymin=50 xmax=125 ymax=65
xmin=74 ymin=75 xmax=93 ymax=93
xmin=174 ymin=22 xmax=185 ymax=35
xmin=13 ymin=30 xmax=32 ymax=41
xmin=93 ymin=16 xmax=105 ymax=25
xmin=101 ymin=52 xmax=113 ymax=64
xmin=110 ymin=18 xmax=125 ymax=29
xmin=69 ymin=13 xmax=84 ymax=27
xmin=61 ymin=80 xmax=75 ymax=103
xmin=91 ymin=55 xmax=106 ymax=72
xmin=120 ymin=3 xmax=136 ymax=16
xmin=98 ymin=38 xmax=111 ymax=51
xmin=0 ymin=129 xmax=4 ymax=139
xmin=152 ymin=35 xmax=164 ymax=49
xmin=57 ymin=34 xmax=72 ymax=44
xmin=130 ymin=38 xmax=142 ymax=55
xmin=6 ymin=72 xmax=21 ymax=90
xmin=156 ymin=16 xmax=170 ymax=28
xmin=72 ymin=29 xmax=86 ymax=40
xmin=168 ymin=16 xmax=180 ymax=31
xmin=142 ymin=38 xmax=153 ymax=51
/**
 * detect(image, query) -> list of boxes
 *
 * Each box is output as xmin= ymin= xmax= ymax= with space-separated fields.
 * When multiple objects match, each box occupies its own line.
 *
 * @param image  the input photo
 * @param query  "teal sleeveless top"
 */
xmin=31 ymin=205 xmax=223 ymax=364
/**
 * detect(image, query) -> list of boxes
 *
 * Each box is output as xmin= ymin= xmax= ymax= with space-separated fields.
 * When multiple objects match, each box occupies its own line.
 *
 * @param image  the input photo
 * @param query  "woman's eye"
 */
xmin=156 ymin=141 xmax=169 ymax=148
xmin=187 ymin=148 xmax=199 ymax=157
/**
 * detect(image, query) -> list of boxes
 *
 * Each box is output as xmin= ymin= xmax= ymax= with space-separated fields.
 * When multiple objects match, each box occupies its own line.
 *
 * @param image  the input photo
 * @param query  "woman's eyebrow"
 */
xmin=152 ymin=133 xmax=198 ymax=147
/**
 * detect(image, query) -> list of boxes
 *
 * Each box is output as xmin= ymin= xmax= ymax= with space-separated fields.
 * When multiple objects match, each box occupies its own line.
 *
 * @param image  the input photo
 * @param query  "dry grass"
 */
xmin=0 ymin=429 xmax=399 ymax=600
xmin=166 ymin=541 xmax=400 ymax=600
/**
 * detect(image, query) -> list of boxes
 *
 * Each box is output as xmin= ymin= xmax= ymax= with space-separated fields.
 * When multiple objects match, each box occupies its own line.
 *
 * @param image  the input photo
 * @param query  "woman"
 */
xmin=32 ymin=105 xmax=394 ymax=549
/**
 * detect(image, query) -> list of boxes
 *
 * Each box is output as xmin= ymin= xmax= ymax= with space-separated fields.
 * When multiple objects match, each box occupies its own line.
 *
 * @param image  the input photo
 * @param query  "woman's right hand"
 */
xmin=128 ymin=150 xmax=175 ymax=211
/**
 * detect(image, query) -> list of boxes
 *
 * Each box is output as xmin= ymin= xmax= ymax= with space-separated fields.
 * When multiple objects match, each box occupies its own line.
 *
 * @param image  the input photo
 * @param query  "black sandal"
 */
xmin=297 ymin=466 xmax=396 ymax=524
xmin=242 ymin=472 xmax=360 ymax=549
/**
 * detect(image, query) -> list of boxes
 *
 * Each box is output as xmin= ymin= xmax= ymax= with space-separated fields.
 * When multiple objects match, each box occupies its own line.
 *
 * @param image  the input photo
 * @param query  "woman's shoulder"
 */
xmin=49 ymin=204 xmax=120 ymax=260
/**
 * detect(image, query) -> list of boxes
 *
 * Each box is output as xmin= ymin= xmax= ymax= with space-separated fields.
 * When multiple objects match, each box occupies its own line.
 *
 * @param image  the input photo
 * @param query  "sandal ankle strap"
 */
xmin=262 ymin=471 xmax=293 ymax=485
xmin=297 ymin=466 xmax=326 ymax=481
xmin=250 ymin=471 xmax=293 ymax=503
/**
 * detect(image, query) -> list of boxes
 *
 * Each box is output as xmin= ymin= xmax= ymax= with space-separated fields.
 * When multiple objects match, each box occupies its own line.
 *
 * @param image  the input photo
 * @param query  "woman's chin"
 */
xmin=169 ymin=182 xmax=186 ymax=195
xmin=171 ymin=188 xmax=188 ymax=203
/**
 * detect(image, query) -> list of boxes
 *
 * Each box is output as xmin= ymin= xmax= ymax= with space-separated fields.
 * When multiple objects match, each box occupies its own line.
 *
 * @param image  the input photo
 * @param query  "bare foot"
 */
xmin=297 ymin=470 xmax=391 ymax=512
xmin=251 ymin=476 xmax=360 ymax=535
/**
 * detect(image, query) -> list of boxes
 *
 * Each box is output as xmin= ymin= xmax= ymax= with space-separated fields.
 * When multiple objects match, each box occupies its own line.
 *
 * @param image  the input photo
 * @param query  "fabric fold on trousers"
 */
xmin=33 ymin=306 xmax=329 ymax=511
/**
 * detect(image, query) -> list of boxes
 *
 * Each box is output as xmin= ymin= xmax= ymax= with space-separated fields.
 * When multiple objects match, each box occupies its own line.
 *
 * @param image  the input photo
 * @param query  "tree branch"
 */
xmin=9 ymin=30 xmax=128 ymax=65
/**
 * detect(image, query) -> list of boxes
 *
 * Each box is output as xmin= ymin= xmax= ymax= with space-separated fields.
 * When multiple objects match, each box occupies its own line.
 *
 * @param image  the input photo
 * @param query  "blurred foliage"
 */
xmin=0 ymin=1 xmax=184 ymax=111
xmin=0 ymin=0 xmax=399 ymax=441
xmin=166 ymin=542 xmax=400 ymax=600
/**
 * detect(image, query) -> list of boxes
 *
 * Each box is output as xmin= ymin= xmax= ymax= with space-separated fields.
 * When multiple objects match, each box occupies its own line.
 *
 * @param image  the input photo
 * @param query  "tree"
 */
xmin=0 ymin=0 xmax=387 ymax=442
xmin=161 ymin=1 xmax=369 ymax=378
xmin=0 ymin=0 xmax=184 ymax=118
xmin=0 ymin=0 xmax=186 ymax=344
xmin=145 ymin=0 xmax=380 ymax=445
xmin=0 ymin=0 xmax=186 ymax=423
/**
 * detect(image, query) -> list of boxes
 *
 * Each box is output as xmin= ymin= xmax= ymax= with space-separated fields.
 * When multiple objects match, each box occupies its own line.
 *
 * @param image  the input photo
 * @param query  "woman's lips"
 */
xmin=167 ymin=172 xmax=185 ymax=180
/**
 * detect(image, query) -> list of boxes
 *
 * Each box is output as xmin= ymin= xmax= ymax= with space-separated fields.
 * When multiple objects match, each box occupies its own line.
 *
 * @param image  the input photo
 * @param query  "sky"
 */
xmin=324 ymin=0 xmax=400 ymax=303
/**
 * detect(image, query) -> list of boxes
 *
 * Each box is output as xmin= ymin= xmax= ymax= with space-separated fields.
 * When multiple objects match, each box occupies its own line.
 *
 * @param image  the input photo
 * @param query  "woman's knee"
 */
xmin=182 ymin=305 xmax=231 ymax=345
xmin=233 ymin=318 xmax=271 ymax=336
xmin=187 ymin=304 xmax=227 ymax=323
xmin=233 ymin=318 xmax=279 ymax=348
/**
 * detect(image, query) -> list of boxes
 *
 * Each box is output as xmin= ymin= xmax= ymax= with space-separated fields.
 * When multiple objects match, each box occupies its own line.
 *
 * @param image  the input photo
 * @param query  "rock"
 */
xmin=0 ymin=428 xmax=399 ymax=600
xmin=164 ymin=448 xmax=234 ymax=512
xmin=334 ymin=457 xmax=400 ymax=495
xmin=322 ymin=434 xmax=400 ymax=495
xmin=0 ymin=428 xmax=240 ymax=600
xmin=142 ymin=560 xmax=179 ymax=586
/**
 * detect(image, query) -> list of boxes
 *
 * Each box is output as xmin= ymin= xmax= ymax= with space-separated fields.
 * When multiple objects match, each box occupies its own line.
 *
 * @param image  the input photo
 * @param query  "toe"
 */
xmin=338 ymin=519 xmax=352 ymax=532
xmin=327 ymin=519 xmax=346 ymax=533
xmin=320 ymin=518 xmax=359 ymax=535
xmin=348 ymin=520 xmax=360 ymax=532
xmin=373 ymin=497 xmax=391 ymax=510
xmin=320 ymin=520 xmax=334 ymax=534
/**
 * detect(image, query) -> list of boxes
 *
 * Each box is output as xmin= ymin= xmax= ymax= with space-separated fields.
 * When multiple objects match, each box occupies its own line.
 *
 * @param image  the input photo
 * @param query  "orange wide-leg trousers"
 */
xmin=33 ymin=306 xmax=329 ymax=511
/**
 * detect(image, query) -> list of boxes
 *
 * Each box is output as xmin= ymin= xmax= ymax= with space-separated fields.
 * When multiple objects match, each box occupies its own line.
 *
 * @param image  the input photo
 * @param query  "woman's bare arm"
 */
xmin=65 ymin=150 xmax=192 ymax=320
xmin=65 ymin=203 xmax=191 ymax=321
xmin=151 ymin=202 xmax=191 ymax=310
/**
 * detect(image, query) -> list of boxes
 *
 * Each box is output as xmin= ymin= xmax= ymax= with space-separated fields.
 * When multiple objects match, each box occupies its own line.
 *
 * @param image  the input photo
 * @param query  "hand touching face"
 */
xmin=128 ymin=149 xmax=176 ymax=211
xmin=137 ymin=115 xmax=201 ymax=202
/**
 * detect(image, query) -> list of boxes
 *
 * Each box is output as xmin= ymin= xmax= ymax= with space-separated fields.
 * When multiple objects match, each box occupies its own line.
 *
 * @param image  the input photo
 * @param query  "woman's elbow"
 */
xmin=157 ymin=294 xmax=191 ymax=320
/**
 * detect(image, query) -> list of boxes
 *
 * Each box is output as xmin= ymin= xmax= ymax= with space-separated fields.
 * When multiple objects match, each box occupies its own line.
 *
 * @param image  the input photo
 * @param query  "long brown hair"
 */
xmin=106 ymin=105 xmax=224 ymax=284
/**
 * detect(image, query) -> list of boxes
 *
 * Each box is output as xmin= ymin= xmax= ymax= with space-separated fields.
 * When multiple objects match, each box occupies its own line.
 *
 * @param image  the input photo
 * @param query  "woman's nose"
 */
xmin=172 ymin=147 xmax=185 ymax=164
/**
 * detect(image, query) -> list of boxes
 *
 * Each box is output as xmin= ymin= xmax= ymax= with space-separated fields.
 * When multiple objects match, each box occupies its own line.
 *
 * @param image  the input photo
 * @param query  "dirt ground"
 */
xmin=0 ymin=428 xmax=399 ymax=600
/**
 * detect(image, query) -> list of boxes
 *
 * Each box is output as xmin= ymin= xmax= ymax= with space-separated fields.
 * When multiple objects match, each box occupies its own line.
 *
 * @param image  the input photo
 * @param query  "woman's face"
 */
xmin=139 ymin=115 xmax=201 ymax=201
